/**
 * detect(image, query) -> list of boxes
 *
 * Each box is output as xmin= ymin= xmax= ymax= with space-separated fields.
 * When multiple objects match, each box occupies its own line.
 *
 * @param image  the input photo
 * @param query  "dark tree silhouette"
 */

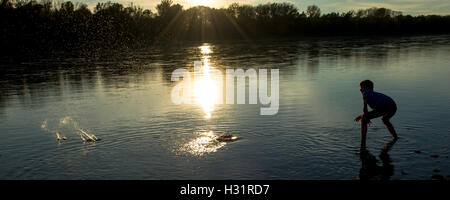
xmin=0 ymin=0 xmax=449 ymax=55
xmin=307 ymin=5 xmax=321 ymax=18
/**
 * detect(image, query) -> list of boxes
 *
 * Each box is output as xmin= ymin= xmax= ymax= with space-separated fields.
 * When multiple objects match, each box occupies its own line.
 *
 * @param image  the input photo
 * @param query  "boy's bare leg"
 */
xmin=382 ymin=119 xmax=398 ymax=139
xmin=361 ymin=119 xmax=368 ymax=149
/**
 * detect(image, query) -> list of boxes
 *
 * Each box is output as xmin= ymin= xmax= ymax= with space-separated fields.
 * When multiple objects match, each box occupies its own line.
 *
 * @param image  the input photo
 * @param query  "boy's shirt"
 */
xmin=362 ymin=89 xmax=396 ymax=110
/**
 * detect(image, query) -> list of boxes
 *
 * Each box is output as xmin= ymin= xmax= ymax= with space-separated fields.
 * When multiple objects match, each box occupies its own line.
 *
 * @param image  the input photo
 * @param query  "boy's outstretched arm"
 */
xmin=363 ymin=99 xmax=368 ymax=114
xmin=354 ymin=100 xmax=370 ymax=124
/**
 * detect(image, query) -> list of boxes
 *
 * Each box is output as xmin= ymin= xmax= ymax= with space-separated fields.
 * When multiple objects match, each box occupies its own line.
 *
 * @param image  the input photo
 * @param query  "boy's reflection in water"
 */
xmin=358 ymin=138 xmax=397 ymax=180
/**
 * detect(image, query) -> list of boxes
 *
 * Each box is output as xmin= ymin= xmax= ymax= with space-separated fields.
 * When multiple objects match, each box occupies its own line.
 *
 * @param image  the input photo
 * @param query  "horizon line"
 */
xmin=61 ymin=0 xmax=450 ymax=16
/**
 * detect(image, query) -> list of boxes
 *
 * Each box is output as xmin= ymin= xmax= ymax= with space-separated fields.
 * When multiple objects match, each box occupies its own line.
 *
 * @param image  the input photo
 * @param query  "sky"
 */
xmin=81 ymin=0 xmax=450 ymax=15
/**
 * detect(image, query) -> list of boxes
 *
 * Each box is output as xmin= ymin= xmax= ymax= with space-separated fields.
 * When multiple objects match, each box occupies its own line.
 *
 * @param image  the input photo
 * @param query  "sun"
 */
xmin=188 ymin=0 xmax=216 ymax=7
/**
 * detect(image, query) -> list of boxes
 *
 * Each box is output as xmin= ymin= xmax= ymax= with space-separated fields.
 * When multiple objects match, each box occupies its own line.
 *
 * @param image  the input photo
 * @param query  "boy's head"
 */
xmin=359 ymin=80 xmax=374 ymax=92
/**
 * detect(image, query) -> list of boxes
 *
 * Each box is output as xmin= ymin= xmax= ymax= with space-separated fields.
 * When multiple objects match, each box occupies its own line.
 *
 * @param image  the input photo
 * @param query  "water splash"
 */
xmin=41 ymin=120 xmax=47 ymax=130
xmin=41 ymin=120 xmax=67 ymax=141
xmin=56 ymin=132 xmax=67 ymax=141
xmin=41 ymin=117 xmax=100 ymax=142
xmin=78 ymin=129 xmax=100 ymax=142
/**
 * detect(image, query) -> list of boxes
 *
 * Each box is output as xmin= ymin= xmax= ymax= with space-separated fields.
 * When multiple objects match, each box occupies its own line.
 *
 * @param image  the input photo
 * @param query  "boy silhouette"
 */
xmin=355 ymin=80 xmax=398 ymax=149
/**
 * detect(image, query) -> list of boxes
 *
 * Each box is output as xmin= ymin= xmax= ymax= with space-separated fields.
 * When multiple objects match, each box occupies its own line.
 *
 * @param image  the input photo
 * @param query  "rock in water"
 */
xmin=216 ymin=134 xmax=238 ymax=142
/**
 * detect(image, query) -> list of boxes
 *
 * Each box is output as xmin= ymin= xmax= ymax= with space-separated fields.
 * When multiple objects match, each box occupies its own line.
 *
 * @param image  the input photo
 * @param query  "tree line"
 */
xmin=1 ymin=0 xmax=449 ymax=54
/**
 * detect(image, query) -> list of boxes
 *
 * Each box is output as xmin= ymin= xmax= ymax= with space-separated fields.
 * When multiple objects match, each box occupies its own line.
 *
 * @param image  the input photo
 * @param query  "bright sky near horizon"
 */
xmin=81 ymin=0 xmax=450 ymax=15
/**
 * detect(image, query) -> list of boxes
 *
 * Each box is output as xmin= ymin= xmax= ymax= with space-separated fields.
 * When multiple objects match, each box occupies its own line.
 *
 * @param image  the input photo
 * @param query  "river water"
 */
xmin=0 ymin=35 xmax=449 ymax=179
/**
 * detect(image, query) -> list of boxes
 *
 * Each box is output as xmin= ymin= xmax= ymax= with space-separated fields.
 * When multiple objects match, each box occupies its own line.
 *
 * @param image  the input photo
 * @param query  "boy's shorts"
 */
xmin=363 ymin=103 xmax=397 ymax=121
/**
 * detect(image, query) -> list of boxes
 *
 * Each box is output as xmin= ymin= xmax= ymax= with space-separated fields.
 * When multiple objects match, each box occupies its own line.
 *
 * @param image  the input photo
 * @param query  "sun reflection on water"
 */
xmin=200 ymin=45 xmax=213 ymax=55
xmin=193 ymin=45 xmax=221 ymax=118
xmin=177 ymin=45 xmax=230 ymax=156
xmin=179 ymin=131 xmax=227 ymax=156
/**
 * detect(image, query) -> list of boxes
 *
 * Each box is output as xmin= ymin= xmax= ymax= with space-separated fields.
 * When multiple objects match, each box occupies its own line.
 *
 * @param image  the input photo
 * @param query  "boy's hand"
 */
xmin=354 ymin=115 xmax=372 ymax=126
